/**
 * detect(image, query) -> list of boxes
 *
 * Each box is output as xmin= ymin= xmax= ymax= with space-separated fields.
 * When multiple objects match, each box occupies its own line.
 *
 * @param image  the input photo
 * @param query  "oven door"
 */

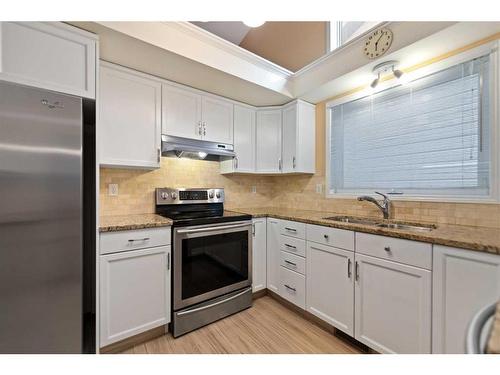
xmin=173 ymin=221 xmax=252 ymax=310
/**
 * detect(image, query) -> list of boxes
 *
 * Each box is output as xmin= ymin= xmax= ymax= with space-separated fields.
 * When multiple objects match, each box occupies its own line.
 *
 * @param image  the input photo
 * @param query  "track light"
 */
xmin=370 ymin=60 xmax=404 ymax=89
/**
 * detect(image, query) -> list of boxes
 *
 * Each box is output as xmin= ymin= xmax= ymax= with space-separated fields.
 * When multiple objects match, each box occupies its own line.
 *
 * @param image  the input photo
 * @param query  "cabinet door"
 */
xmin=306 ymin=242 xmax=354 ymax=335
xmin=201 ymin=95 xmax=233 ymax=144
xmin=162 ymin=83 xmax=202 ymax=139
xmin=252 ymin=218 xmax=267 ymax=292
xmin=99 ymin=63 xmax=162 ymax=168
xmin=233 ymin=105 xmax=256 ymax=172
xmin=255 ymin=109 xmax=282 ymax=173
xmin=0 ymin=22 xmax=96 ymax=98
xmin=100 ymin=246 xmax=170 ymax=347
xmin=266 ymin=218 xmax=281 ymax=293
xmin=432 ymin=245 xmax=500 ymax=353
xmin=282 ymin=103 xmax=297 ymax=173
xmin=354 ymin=253 xmax=431 ymax=353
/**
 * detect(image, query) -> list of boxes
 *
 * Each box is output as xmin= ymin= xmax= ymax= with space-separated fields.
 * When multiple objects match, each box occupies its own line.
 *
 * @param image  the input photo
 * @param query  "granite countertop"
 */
xmin=99 ymin=214 xmax=173 ymax=232
xmin=232 ymin=207 xmax=500 ymax=255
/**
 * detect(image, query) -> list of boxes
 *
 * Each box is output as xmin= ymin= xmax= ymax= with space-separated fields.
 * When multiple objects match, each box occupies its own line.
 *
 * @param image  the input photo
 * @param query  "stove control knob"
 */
xmin=216 ymin=191 xmax=221 ymax=199
xmin=208 ymin=190 xmax=215 ymax=199
xmin=171 ymin=192 xmax=177 ymax=200
xmin=161 ymin=192 xmax=169 ymax=200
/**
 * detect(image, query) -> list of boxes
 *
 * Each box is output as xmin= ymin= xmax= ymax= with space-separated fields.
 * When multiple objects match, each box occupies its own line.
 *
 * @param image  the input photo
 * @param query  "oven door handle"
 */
xmin=176 ymin=222 xmax=251 ymax=234
xmin=176 ymin=288 xmax=250 ymax=316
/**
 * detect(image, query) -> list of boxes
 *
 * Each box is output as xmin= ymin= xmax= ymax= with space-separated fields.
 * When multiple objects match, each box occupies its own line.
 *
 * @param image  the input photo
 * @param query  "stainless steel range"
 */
xmin=155 ymin=188 xmax=253 ymax=337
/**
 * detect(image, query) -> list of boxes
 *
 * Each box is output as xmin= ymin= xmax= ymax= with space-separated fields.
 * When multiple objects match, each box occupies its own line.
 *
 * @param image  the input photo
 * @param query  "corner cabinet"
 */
xmin=252 ymin=218 xmax=267 ymax=292
xmin=255 ymin=108 xmax=282 ymax=173
xmin=99 ymin=62 xmax=162 ymax=168
xmin=282 ymin=100 xmax=316 ymax=174
xmin=162 ymin=83 xmax=233 ymax=144
xmin=432 ymin=245 xmax=500 ymax=353
xmin=0 ymin=22 xmax=97 ymax=98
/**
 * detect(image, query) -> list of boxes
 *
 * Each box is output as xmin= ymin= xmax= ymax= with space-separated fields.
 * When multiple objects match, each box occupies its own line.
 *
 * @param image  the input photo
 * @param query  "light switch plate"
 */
xmin=251 ymin=186 xmax=257 ymax=194
xmin=108 ymin=184 xmax=118 ymax=196
xmin=316 ymin=184 xmax=323 ymax=194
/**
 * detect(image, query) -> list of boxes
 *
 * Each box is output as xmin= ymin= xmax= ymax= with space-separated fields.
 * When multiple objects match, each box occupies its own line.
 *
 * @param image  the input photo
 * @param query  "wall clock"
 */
xmin=364 ymin=28 xmax=393 ymax=59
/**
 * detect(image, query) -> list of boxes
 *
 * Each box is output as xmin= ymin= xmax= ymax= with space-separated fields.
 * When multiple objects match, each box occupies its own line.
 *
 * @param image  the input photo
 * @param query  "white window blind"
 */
xmin=329 ymin=55 xmax=491 ymax=198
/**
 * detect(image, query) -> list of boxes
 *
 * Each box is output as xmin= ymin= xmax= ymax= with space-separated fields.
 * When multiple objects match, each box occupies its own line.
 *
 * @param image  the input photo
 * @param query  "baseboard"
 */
xmin=100 ymin=325 xmax=167 ymax=354
xmin=252 ymin=289 xmax=268 ymax=300
xmin=266 ymin=290 xmax=371 ymax=353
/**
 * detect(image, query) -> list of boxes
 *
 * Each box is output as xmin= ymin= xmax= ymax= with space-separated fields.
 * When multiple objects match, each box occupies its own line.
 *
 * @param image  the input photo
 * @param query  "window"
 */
xmin=327 ymin=54 xmax=495 ymax=200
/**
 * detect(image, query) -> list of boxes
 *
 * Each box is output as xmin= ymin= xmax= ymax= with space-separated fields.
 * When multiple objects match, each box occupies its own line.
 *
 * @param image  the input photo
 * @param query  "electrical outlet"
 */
xmin=251 ymin=186 xmax=257 ymax=194
xmin=315 ymin=184 xmax=323 ymax=194
xmin=108 ymin=184 xmax=118 ymax=196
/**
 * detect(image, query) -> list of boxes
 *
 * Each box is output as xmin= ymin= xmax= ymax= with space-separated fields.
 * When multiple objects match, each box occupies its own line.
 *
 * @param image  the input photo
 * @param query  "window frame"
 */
xmin=325 ymin=41 xmax=500 ymax=203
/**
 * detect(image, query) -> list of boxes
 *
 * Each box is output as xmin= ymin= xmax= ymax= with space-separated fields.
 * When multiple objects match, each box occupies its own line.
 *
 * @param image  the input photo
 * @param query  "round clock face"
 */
xmin=364 ymin=28 xmax=393 ymax=59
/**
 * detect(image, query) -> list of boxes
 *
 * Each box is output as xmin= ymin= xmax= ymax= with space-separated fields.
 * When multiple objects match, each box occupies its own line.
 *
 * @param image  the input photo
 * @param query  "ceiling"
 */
xmin=191 ymin=21 xmax=250 ymax=45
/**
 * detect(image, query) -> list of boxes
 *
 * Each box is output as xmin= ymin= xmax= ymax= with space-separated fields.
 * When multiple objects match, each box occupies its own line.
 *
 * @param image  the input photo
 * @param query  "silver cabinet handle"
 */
xmin=234 ymin=157 xmax=238 ymax=170
xmin=203 ymin=122 xmax=206 ymax=136
xmin=157 ymin=148 xmax=161 ymax=163
xmin=348 ymin=258 xmax=352 ymax=278
xmin=284 ymin=284 xmax=296 ymax=292
xmin=292 ymin=156 xmax=296 ymax=169
xmin=252 ymin=223 xmax=255 ymax=236
xmin=284 ymin=260 xmax=297 ymax=267
xmin=355 ymin=261 xmax=359 ymax=281
xmin=284 ymin=243 xmax=297 ymax=249
xmin=176 ymin=288 xmax=250 ymax=316
xmin=278 ymin=158 xmax=282 ymax=171
xmin=323 ymin=234 xmax=329 ymax=240
xmin=176 ymin=222 xmax=251 ymax=234
xmin=197 ymin=121 xmax=202 ymax=136
xmin=128 ymin=237 xmax=150 ymax=242
xmin=384 ymin=246 xmax=391 ymax=252
xmin=167 ymin=252 xmax=170 ymax=270
xmin=284 ymin=227 xmax=297 ymax=232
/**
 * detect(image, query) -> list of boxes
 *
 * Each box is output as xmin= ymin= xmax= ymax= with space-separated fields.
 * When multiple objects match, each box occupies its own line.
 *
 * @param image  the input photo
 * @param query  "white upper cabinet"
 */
xmin=162 ymin=83 xmax=202 ymax=140
xmin=99 ymin=63 xmax=162 ymax=168
xmin=282 ymin=100 xmax=316 ymax=174
xmin=0 ymin=22 xmax=96 ymax=98
xmin=354 ymin=253 xmax=432 ymax=354
xmin=201 ymin=95 xmax=233 ymax=144
xmin=432 ymin=245 xmax=500 ymax=353
xmin=256 ymin=108 xmax=282 ymax=173
xmin=162 ymin=83 xmax=233 ymax=144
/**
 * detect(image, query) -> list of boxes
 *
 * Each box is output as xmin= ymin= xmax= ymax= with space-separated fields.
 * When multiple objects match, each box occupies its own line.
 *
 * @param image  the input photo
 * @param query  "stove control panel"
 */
xmin=156 ymin=188 xmax=224 ymax=205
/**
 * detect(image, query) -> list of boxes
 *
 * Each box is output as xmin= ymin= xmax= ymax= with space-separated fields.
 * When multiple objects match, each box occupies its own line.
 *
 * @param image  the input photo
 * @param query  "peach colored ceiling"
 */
xmin=239 ymin=22 xmax=327 ymax=72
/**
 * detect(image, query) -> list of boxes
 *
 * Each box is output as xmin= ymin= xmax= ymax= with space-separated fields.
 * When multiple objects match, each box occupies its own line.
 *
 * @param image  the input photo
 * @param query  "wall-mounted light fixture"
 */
xmin=370 ymin=60 xmax=404 ymax=89
xmin=243 ymin=21 xmax=265 ymax=28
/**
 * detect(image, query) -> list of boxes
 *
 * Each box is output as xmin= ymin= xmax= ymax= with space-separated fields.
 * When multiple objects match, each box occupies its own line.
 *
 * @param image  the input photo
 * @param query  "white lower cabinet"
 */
xmin=252 ymin=218 xmax=267 ymax=292
xmin=432 ymin=245 xmax=500 ymax=353
xmin=279 ymin=266 xmax=306 ymax=309
xmin=306 ymin=242 xmax=354 ymax=335
xmin=100 ymin=245 xmax=171 ymax=347
xmin=266 ymin=218 xmax=281 ymax=293
xmin=354 ymin=253 xmax=432 ymax=353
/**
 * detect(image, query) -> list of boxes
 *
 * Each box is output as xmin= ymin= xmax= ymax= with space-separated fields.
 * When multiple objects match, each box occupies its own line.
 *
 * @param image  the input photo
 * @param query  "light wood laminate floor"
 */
xmin=120 ymin=296 xmax=362 ymax=354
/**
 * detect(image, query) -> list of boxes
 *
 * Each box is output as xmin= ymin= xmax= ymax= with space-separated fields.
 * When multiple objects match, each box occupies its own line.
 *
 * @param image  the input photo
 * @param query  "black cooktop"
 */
xmin=155 ymin=203 xmax=251 ymax=227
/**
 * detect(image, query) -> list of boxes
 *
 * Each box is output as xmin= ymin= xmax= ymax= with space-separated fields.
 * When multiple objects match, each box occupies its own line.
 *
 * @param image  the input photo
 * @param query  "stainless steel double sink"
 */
xmin=323 ymin=216 xmax=436 ymax=232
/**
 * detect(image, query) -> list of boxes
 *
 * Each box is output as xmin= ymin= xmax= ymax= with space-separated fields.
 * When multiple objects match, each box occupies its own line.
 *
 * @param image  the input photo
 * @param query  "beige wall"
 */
xmin=239 ymin=22 xmax=327 ymax=72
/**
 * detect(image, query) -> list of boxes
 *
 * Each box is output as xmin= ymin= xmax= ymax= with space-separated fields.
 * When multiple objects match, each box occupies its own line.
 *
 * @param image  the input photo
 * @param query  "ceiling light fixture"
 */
xmin=243 ymin=21 xmax=265 ymax=28
xmin=370 ymin=60 xmax=404 ymax=89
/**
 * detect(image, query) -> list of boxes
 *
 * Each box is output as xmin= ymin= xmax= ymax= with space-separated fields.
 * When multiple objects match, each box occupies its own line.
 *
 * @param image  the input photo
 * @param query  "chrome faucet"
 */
xmin=357 ymin=192 xmax=392 ymax=220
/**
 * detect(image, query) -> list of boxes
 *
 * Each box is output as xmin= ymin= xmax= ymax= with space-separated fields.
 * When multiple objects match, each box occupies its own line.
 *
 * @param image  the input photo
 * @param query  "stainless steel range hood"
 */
xmin=161 ymin=135 xmax=235 ymax=159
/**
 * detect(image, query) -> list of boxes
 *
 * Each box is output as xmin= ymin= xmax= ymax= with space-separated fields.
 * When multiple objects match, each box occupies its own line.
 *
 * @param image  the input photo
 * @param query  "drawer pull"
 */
xmin=323 ymin=234 xmax=329 ymax=239
xmin=355 ymin=261 xmax=359 ymax=281
xmin=284 ymin=244 xmax=297 ymax=250
xmin=284 ymin=260 xmax=297 ymax=267
xmin=128 ymin=237 xmax=150 ymax=243
xmin=284 ymin=284 xmax=296 ymax=292
xmin=347 ymin=258 xmax=352 ymax=278
xmin=285 ymin=227 xmax=297 ymax=232
xmin=384 ymin=246 xmax=391 ymax=252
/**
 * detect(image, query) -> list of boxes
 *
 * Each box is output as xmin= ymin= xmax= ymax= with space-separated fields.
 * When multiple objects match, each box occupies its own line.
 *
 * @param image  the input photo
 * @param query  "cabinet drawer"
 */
xmin=355 ymin=233 xmax=432 ymax=270
xmin=279 ymin=235 xmax=306 ymax=257
xmin=279 ymin=220 xmax=306 ymax=239
xmin=100 ymin=227 xmax=171 ymax=255
xmin=279 ymin=266 xmax=306 ymax=309
xmin=306 ymin=224 xmax=354 ymax=251
xmin=280 ymin=251 xmax=306 ymax=275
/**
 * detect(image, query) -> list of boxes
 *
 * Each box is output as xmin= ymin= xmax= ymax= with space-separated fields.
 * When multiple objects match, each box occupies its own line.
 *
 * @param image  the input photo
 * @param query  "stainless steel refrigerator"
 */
xmin=0 ymin=80 xmax=95 ymax=353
